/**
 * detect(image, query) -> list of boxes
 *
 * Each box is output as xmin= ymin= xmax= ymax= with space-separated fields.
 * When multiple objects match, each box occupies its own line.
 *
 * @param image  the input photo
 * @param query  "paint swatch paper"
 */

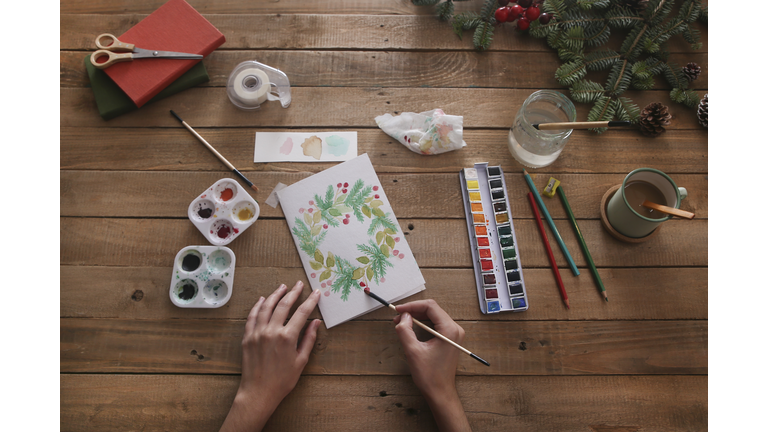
xmin=254 ymin=132 xmax=357 ymax=162
xmin=277 ymin=154 xmax=425 ymax=328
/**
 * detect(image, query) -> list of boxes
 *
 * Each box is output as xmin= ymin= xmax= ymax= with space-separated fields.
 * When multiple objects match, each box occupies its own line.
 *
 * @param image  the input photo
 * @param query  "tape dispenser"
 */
xmin=226 ymin=61 xmax=291 ymax=110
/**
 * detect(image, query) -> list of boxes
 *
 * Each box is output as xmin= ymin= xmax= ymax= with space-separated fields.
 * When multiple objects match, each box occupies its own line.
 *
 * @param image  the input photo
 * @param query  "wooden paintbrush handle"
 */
xmin=641 ymin=200 xmax=695 ymax=219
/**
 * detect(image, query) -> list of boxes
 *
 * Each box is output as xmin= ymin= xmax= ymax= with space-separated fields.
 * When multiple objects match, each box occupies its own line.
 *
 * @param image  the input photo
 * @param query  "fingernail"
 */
xmin=279 ymin=284 xmax=287 ymax=290
xmin=259 ymin=296 xmax=265 ymax=302
xmin=313 ymin=289 xmax=321 ymax=296
xmin=402 ymin=312 xmax=410 ymax=319
xmin=297 ymin=280 xmax=304 ymax=288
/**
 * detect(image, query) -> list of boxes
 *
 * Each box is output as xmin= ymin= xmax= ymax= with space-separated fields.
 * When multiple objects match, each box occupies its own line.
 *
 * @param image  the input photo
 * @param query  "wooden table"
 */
xmin=61 ymin=1 xmax=708 ymax=430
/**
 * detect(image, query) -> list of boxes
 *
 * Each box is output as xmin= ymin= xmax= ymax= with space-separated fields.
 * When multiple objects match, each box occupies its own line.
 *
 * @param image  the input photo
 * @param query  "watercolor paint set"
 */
xmin=170 ymin=245 xmax=236 ymax=308
xmin=459 ymin=163 xmax=529 ymax=314
xmin=188 ymin=178 xmax=260 ymax=245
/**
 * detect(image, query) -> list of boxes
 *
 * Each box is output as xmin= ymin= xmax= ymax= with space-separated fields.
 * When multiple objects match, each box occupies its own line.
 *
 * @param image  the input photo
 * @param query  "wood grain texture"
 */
xmin=59 ymin=218 xmax=708 ymax=268
xmin=60 ymin=171 xmax=708 ymax=218
xmin=61 ymin=127 xmax=709 ymax=174
xmin=61 ymin=14 xmax=708 ymax=52
xmin=60 ymin=50 xmax=709 ymax=90
xmin=61 ymin=87 xmax=706 ymax=129
xmin=60 ymin=266 xmax=708 ymax=320
xmin=60 ymin=374 xmax=708 ymax=432
xmin=61 ymin=318 xmax=707 ymax=375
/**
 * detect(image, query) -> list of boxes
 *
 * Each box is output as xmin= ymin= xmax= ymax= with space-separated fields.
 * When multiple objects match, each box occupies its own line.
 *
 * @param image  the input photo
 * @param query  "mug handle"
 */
xmin=678 ymin=187 xmax=688 ymax=200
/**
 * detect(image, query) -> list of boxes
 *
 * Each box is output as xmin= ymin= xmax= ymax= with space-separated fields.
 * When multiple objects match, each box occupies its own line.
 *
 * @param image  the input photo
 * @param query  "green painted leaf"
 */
xmin=370 ymin=200 xmax=384 ymax=208
xmin=310 ymin=261 xmax=323 ymax=270
xmin=362 ymin=205 xmax=371 ymax=218
xmin=386 ymin=236 xmax=395 ymax=248
xmin=384 ymin=228 xmax=396 ymax=235
xmin=367 ymin=266 xmax=374 ymax=280
xmin=311 ymin=225 xmax=322 ymax=236
xmin=326 ymin=252 xmax=336 ymax=268
xmin=319 ymin=270 xmax=331 ymax=282
xmin=304 ymin=213 xmax=312 ymax=225
xmin=365 ymin=197 xmax=374 ymax=204
xmin=314 ymin=249 xmax=324 ymax=264
xmin=381 ymin=244 xmax=390 ymax=257
xmin=373 ymin=208 xmax=385 ymax=217
xmin=313 ymin=211 xmax=322 ymax=223
xmin=337 ymin=205 xmax=353 ymax=213
xmin=352 ymin=268 xmax=365 ymax=280
xmin=376 ymin=231 xmax=385 ymax=244
xmin=329 ymin=208 xmax=342 ymax=216
xmin=357 ymin=256 xmax=370 ymax=264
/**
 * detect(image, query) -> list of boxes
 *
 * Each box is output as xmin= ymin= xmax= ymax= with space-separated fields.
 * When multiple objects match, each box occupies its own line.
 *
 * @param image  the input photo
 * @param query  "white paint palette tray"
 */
xmin=188 ymin=178 xmax=260 ymax=245
xmin=170 ymin=245 xmax=236 ymax=308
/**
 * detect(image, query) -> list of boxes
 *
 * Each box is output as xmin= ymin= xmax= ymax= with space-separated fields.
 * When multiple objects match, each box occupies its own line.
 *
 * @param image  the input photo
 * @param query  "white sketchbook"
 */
xmin=277 ymin=154 xmax=425 ymax=328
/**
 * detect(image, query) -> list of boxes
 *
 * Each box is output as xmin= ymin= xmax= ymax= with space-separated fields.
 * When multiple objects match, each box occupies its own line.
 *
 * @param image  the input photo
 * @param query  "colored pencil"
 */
xmin=532 ymin=120 xmax=632 ymax=130
xmin=641 ymin=200 xmax=695 ymax=219
xmin=557 ymin=186 xmax=607 ymax=302
xmin=522 ymin=170 xmax=580 ymax=276
xmin=170 ymin=110 xmax=259 ymax=194
xmin=527 ymin=193 xmax=569 ymax=309
xmin=364 ymin=288 xmax=490 ymax=367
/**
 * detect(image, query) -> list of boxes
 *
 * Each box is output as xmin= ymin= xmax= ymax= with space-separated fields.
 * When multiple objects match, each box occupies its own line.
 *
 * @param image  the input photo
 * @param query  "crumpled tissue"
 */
xmin=375 ymin=109 xmax=467 ymax=155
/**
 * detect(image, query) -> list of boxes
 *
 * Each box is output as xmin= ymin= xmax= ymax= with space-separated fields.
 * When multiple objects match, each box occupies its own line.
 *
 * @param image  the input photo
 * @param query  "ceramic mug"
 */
xmin=606 ymin=168 xmax=688 ymax=238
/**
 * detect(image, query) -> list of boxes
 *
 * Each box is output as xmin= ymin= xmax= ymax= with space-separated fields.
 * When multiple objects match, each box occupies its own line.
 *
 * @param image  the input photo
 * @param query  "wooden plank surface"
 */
xmin=60 ymin=0 xmax=708 ymax=430
xmin=61 ymin=374 xmax=708 ymax=432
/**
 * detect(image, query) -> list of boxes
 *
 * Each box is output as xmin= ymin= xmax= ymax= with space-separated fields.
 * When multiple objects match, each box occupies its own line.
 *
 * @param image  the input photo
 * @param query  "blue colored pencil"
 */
xmin=522 ymin=170 xmax=579 ymax=276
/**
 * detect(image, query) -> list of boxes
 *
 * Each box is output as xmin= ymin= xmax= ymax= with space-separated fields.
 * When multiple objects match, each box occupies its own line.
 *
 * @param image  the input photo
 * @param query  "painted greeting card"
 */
xmin=254 ymin=132 xmax=357 ymax=163
xmin=277 ymin=154 xmax=425 ymax=328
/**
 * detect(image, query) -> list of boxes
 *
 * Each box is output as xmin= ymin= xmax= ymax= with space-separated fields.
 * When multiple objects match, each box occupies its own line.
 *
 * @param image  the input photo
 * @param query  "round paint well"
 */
xmin=214 ymin=181 xmax=239 ymax=203
xmin=202 ymin=279 xmax=229 ymax=306
xmin=209 ymin=219 xmax=235 ymax=243
xmin=173 ymin=279 xmax=199 ymax=304
xmin=231 ymin=200 xmax=258 ymax=223
xmin=189 ymin=199 xmax=216 ymax=222
xmin=179 ymin=249 xmax=203 ymax=272
xmin=207 ymin=249 xmax=233 ymax=273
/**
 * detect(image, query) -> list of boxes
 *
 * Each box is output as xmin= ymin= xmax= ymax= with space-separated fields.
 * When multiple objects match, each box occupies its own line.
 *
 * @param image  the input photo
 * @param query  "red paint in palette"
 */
xmin=479 ymin=248 xmax=491 ymax=258
xmin=220 ymin=188 xmax=234 ymax=201
xmin=216 ymin=225 xmax=231 ymax=239
xmin=477 ymin=237 xmax=489 ymax=247
xmin=480 ymin=259 xmax=493 ymax=271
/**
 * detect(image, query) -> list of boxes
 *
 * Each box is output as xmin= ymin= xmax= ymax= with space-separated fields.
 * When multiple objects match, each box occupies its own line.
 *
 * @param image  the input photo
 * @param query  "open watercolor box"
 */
xmin=188 ymin=178 xmax=260 ymax=245
xmin=460 ymin=163 xmax=529 ymax=314
xmin=170 ymin=245 xmax=236 ymax=308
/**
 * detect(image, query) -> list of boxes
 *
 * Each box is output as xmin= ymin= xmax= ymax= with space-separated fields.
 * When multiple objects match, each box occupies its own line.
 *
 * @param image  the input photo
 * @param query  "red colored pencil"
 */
xmin=527 ymin=192 xmax=570 ymax=309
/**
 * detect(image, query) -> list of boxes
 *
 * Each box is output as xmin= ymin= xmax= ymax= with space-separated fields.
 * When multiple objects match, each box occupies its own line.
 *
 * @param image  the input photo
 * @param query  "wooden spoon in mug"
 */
xmin=641 ymin=200 xmax=695 ymax=219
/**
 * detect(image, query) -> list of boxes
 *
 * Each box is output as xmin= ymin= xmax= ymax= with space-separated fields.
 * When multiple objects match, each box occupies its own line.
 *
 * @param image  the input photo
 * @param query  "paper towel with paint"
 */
xmin=277 ymin=153 xmax=425 ymax=328
xmin=375 ymin=109 xmax=467 ymax=155
xmin=254 ymin=132 xmax=357 ymax=162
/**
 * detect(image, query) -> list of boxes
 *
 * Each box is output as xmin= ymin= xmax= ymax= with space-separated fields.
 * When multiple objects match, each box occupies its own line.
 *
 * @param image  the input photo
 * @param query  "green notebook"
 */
xmin=84 ymin=55 xmax=210 ymax=120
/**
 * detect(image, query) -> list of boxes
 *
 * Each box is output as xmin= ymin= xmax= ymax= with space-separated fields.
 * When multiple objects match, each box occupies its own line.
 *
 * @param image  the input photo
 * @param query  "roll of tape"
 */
xmin=232 ymin=68 xmax=270 ymax=107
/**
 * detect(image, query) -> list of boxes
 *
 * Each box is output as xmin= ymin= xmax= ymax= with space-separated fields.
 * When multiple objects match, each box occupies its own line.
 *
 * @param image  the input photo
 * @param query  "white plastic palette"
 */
xmin=170 ymin=245 xmax=236 ymax=308
xmin=188 ymin=178 xmax=260 ymax=245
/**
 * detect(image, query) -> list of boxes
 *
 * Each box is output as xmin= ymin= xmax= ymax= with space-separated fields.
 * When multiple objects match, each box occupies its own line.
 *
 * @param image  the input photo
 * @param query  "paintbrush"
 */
xmin=533 ymin=120 xmax=632 ymax=130
xmin=170 ymin=110 xmax=258 ymax=193
xmin=363 ymin=288 xmax=490 ymax=367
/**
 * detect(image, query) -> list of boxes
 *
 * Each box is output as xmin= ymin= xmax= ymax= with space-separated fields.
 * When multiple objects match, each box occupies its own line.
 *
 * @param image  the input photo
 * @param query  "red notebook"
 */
xmin=103 ymin=0 xmax=225 ymax=108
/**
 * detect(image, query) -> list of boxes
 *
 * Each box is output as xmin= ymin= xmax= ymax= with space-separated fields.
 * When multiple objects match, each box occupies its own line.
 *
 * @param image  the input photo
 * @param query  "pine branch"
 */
xmin=411 ymin=0 xmax=441 ymax=5
xmin=584 ymin=21 xmax=611 ymax=46
xmin=584 ymin=49 xmax=620 ymax=71
xmin=570 ymin=79 xmax=605 ymax=103
xmin=620 ymin=24 xmax=649 ymax=61
xmin=679 ymin=0 xmax=701 ymax=23
xmin=576 ymin=0 xmax=610 ymax=10
xmin=473 ymin=21 xmax=494 ymax=51
xmin=670 ymin=88 xmax=700 ymax=108
xmin=606 ymin=59 xmax=632 ymax=95
xmin=604 ymin=6 xmax=641 ymax=29
xmin=644 ymin=0 xmax=674 ymax=27
xmin=452 ymin=12 xmax=483 ymax=39
xmin=562 ymin=26 xmax=586 ymax=52
xmin=662 ymin=62 xmax=689 ymax=90
xmin=480 ymin=0 xmax=497 ymax=19
xmin=613 ymin=96 xmax=641 ymax=122
xmin=437 ymin=1 xmax=455 ymax=21
xmin=587 ymin=95 xmax=617 ymax=133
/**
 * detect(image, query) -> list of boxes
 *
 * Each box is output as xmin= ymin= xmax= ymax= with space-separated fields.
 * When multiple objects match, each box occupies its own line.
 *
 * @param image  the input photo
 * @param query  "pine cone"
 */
xmin=619 ymin=0 xmax=648 ymax=12
xmin=697 ymin=94 xmax=708 ymax=129
xmin=682 ymin=62 xmax=701 ymax=82
xmin=639 ymin=102 xmax=672 ymax=137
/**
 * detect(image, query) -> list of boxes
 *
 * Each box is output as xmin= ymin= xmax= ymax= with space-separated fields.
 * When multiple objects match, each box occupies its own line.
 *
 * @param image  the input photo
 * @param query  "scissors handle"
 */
xmin=94 ymin=33 xmax=135 ymax=52
xmin=90 ymin=50 xmax=133 ymax=69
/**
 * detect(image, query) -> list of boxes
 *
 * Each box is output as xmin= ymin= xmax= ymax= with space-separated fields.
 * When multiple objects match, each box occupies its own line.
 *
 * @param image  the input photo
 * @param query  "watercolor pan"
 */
xmin=189 ymin=178 xmax=260 ymax=246
xmin=460 ymin=163 xmax=528 ymax=314
xmin=170 ymin=245 xmax=236 ymax=308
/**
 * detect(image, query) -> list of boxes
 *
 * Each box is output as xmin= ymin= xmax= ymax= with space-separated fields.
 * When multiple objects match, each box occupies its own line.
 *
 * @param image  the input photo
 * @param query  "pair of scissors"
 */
xmin=90 ymin=33 xmax=203 ymax=70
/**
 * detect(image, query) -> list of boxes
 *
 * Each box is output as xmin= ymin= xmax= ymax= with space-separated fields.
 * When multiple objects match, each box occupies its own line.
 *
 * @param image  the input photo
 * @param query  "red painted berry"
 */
xmin=308 ymin=208 xmax=313 ymax=213
xmin=393 ymin=250 xmax=399 ymax=256
xmin=525 ymin=6 xmax=540 ymax=21
xmin=498 ymin=0 xmax=509 ymax=5
xmin=337 ymin=183 xmax=342 ymax=188
xmin=517 ymin=0 xmax=532 ymax=7
xmin=346 ymin=214 xmax=351 ymax=218
xmin=311 ymin=273 xmax=316 ymax=278
xmin=324 ymin=291 xmax=330 ymax=296
xmin=321 ymin=282 xmax=326 ymax=288
xmin=309 ymin=200 xmax=314 ymax=205
xmin=342 ymin=188 xmax=348 ymax=193
xmin=359 ymin=282 xmax=365 ymax=287
xmin=343 ymin=219 xmax=350 ymax=225
xmin=374 ymin=194 xmax=380 ymax=199
xmin=323 ymin=224 xmax=329 ymax=229
xmin=395 ymin=237 xmax=400 ymax=242
xmin=509 ymin=4 xmax=523 ymax=20
xmin=494 ymin=7 xmax=509 ymax=23
xmin=517 ymin=16 xmax=530 ymax=30
xmin=373 ymin=186 xmax=379 ymax=191
xmin=538 ymin=12 xmax=551 ymax=24
xmin=399 ymin=253 xmax=405 ymax=259
xmin=344 ymin=182 xmax=349 ymax=187
xmin=299 ymin=208 xmax=305 ymax=213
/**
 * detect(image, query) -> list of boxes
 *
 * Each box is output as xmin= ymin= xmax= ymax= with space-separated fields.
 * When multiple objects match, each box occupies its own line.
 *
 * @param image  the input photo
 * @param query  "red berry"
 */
xmin=309 ymin=200 xmax=314 ymax=205
xmin=525 ymin=6 xmax=540 ymax=21
xmin=393 ymin=250 xmax=399 ymax=256
xmin=373 ymin=186 xmax=379 ymax=191
xmin=494 ymin=7 xmax=509 ymax=23
xmin=323 ymin=224 xmax=328 ymax=229
xmin=311 ymin=273 xmax=316 ymax=278
xmin=517 ymin=0 xmax=532 ymax=7
xmin=498 ymin=0 xmax=509 ymax=6
xmin=359 ymin=282 xmax=365 ymax=287
xmin=517 ymin=16 xmax=530 ymax=30
xmin=346 ymin=214 xmax=351 ymax=218
xmin=337 ymin=183 xmax=342 ymax=188
xmin=399 ymin=253 xmax=405 ymax=259
xmin=539 ymin=12 xmax=551 ymax=24
xmin=343 ymin=219 xmax=350 ymax=225
xmin=342 ymin=188 xmax=348 ymax=193
xmin=374 ymin=194 xmax=380 ymax=199
xmin=308 ymin=208 xmax=313 ymax=213
xmin=509 ymin=4 xmax=523 ymax=20
xmin=344 ymin=182 xmax=349 ymax=187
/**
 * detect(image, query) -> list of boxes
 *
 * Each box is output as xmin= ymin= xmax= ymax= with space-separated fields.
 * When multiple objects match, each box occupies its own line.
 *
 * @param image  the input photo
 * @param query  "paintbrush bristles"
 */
xmin=250 ymin=184 xmax=259 ymax=192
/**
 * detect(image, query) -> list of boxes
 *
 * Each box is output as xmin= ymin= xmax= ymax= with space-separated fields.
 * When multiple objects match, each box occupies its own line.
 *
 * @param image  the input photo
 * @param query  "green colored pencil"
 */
xmin=556 ymin=186 xmax=608 ymax=301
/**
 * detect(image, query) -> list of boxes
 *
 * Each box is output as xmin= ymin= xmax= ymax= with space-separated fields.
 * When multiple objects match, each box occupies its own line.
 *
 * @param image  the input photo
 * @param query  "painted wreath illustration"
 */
xmin=291 ymin=179 xmax=405 ymax=301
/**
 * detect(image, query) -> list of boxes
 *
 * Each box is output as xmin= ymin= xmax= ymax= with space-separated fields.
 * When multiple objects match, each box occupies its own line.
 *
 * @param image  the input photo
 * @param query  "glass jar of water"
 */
xmin=508 ymin=90 xmax=576 ymax=168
